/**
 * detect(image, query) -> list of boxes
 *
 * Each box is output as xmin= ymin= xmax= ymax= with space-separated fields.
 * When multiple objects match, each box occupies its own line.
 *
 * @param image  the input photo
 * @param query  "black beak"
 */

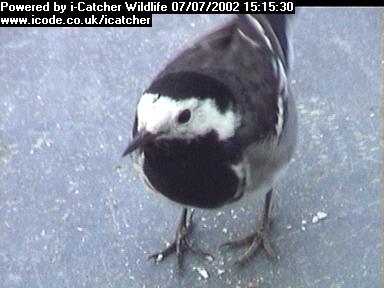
xmin=122 ymin=130 xmax=155 ymax=157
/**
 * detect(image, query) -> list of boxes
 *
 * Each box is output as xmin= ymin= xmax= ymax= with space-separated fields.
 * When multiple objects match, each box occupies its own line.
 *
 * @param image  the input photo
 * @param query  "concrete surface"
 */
xmin=0 ymin=9 xmax=381 ymax=288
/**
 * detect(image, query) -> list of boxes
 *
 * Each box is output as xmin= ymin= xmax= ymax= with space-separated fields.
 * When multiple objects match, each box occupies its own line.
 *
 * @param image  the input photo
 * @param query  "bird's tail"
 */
xmin=237 ymin=14 xmax=293 ymax=69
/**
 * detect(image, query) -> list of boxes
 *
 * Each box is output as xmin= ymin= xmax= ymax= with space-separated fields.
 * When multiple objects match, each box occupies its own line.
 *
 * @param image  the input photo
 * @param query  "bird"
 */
xmin=123 ymin=14 xmax=297 ymax=268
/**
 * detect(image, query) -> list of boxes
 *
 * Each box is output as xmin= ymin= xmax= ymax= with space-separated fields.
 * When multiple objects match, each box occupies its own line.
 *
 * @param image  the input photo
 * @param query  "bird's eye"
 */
xmin=177 ymin=109 xmax=191 ymax=124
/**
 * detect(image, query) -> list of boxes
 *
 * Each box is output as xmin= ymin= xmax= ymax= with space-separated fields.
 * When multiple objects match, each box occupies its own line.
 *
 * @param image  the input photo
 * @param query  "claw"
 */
xmin=148 ymin=208 xmax=211 ymax=270
xmin=221 ymin=189 xmax=276 ymax=266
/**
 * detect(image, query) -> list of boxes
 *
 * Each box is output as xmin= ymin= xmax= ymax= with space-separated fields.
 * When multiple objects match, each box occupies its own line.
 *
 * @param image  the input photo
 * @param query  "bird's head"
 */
xmin=123 ymin=71 xmax=240 ymax=156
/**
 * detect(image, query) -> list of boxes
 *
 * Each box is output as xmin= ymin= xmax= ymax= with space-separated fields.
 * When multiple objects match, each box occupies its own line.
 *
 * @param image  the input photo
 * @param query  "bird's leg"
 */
xmin=148 ymin=208 xmax=212 ymax=270
xmin=221 ymin=189 xmax=276 ymax=266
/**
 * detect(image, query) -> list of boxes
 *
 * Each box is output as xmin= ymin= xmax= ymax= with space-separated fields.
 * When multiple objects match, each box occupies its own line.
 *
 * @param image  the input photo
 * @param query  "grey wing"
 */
xmin=152 ymin=19 xmax=238 ymax=79
xmin=232 ymin=14 xmax=292 ymax=147
xmin=151 ymin=15 xmax=292 ymax=148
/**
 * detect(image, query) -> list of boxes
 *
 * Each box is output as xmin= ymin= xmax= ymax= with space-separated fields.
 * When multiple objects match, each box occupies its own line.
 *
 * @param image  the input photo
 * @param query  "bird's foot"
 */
xmin=221 ymin=189 xmax=276 ymax=266
xmin=148 ymin=209 xmax=212 ymax=271
xmin=221 ymin=220 xmax=275 ymax=266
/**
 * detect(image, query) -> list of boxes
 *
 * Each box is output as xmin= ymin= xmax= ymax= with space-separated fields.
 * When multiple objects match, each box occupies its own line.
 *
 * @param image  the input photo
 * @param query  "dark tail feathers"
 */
xmin=264 ymin=15 xmax=290 ymax=62
xmin=237 ymin=14 xmax=293 ymax=68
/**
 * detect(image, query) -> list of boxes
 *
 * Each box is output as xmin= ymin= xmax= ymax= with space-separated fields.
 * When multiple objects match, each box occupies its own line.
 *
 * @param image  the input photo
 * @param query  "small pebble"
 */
xmin=155 ymin=254 xmax=163 ymax=262
xmin=317 ymin=211 xmax=328 ymax=220
xmin=196 ymin=267 xmax=209 ymax=280
xmin=205 ymin=255 xmax=214 ymax=262
xmin=312 ymin=211 xmax=328 ymax=223
xmin=217 ymin=268 xmax=225 ymax=275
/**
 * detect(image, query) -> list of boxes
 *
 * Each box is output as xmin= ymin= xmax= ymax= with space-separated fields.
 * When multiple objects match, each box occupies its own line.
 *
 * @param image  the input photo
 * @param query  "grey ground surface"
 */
xmin=0 ymin=9 xmax=381 ymax=288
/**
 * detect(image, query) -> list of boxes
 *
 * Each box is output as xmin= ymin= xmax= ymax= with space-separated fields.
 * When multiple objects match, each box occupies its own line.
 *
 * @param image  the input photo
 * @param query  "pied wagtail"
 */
xmin=123 ymin=14 xmax=297 ymax=268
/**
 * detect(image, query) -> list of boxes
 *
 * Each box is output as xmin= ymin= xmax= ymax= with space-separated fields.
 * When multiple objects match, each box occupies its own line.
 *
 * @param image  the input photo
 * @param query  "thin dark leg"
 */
xmin=221 ymin=189 xmax=276 ymax=266
xmin=148 ymin=208 xmax=211 ymax=270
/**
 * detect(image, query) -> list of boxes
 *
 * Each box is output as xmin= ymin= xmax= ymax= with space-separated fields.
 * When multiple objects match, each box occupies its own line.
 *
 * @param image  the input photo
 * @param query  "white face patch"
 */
xmin=136 ymin=93 xmax=240 ymax=141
